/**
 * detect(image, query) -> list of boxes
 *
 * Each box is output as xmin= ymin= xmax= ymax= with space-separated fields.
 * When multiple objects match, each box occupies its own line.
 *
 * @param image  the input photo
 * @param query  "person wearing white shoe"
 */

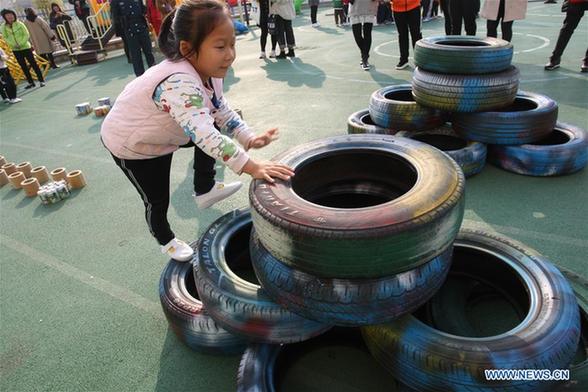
xmin=101 ymin=0 xmax=294 ymax=262
xmin=0 ymin=48 xmax=21 ymax=104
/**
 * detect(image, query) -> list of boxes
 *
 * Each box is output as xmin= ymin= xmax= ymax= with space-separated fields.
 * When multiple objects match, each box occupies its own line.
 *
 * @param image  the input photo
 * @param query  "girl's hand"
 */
xmin=247 ymin=128 xmax=279 ymax=150
xmin=242 ymin=159 xmax=295 ymax=183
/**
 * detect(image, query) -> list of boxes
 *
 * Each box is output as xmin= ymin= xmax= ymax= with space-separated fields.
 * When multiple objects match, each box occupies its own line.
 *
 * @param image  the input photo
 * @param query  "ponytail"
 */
xmin=158 ymin=9 xmax=179 ymax=60
xmin=156 ymin=0 xmax=231 ymax=61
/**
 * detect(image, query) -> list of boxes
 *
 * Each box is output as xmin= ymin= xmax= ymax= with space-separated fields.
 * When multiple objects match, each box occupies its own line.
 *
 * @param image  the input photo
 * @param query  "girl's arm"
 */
xmin=209 ymin=92 xmax=256 ymax=149
xmin=153 ymin=74 xmax=251 ymax=174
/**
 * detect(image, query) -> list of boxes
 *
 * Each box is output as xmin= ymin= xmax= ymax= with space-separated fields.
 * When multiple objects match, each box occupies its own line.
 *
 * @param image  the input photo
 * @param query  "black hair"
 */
xmin=50 ymin=3 xmax=62 ymax=13
xmin=158 ymin=0 xmax=232 ymax=61
xmin=24 ymin=8 xmax=37 ymax=22
xmin=1 ymin=9 xmax=17 ymax=23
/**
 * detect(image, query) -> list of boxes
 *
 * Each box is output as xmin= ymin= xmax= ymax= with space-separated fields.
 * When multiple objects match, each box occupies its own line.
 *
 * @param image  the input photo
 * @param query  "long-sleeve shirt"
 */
xmin=151 ymin=73 xmax=253 ymax=173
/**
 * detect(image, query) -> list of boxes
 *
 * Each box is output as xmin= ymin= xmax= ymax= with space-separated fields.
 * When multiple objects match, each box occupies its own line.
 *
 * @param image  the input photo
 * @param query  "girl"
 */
xmin=0 ymin=9 xmax=46 ymax=89
xmin=24 ymin=8 xmax=59 ymax=69
xmin=100 ymin=0 xmax=294 ymax=262
xmin=480 ymin=0 xmax=527 ymax=42
xmin=349 ymin=0 xmax=378 ymax=70
xmin=49 ymin=3 xmax=73 ymax=48
xmin=391 ymin=0 xmax=422 ymax=70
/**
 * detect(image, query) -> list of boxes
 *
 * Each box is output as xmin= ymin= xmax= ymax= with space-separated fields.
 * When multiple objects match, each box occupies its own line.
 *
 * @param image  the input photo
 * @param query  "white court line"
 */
xmin=514 ymin=33 xmax=550 ymax=54
xmin=1 ymin=142 xmax=111 ymax=164
xmin=0 ymin=234 xmax=163 ymax=319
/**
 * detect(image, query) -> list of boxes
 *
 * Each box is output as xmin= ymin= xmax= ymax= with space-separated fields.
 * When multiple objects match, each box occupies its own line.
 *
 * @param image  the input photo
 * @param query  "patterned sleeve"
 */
xmin=152 ymin=73 xmax=250 ymax=174
xmin=210 ymin=91 xmax=255 ymax=149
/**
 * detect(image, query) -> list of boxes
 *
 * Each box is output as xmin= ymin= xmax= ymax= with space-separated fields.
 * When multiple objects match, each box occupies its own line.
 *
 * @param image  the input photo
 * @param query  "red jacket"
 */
xmin=390 ymin=0 xmax=420 ymax=12
xmin=146 ymin=0 xmax=162 ymax=36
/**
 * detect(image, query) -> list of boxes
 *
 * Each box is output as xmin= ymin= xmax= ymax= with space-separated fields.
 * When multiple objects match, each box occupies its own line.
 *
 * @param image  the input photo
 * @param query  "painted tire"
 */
xmin=250 ymin=230 xmax=453 ymax=326
xmin=412 ymin=66 xmax=519 ymax=113
xmin=362 ymin=229 xmax=581 ymax=392
xmin=452 ymin=91 xmax=558 ymax=145
xmin=368 ymin=85 xmax=445 ymax=131
xmin=347 ymin=109 xmax=397 ymax=135
xmin=237 ymin=327 xmax=406 ymax=392
xmin=397 ymin=125 xmax=487 ymax=177
xmin=414 ymin=36 xmax=513 ymax=75
xmin=193 ymin=208 xmax=331 ymax=344
xmin=249 ymin=134 xmax=465 ymax=278
xmin=425 ymin=267 xmax=588 ymax=392
xmin=488 ymin=122 xmax=588 ymax=176
xmin=159 ymin=257 xmax=247 ymax=354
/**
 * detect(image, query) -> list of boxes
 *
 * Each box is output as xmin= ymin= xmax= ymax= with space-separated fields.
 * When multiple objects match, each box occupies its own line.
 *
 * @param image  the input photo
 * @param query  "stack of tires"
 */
xmin=349 ymin=36 xmax=588 ymax=178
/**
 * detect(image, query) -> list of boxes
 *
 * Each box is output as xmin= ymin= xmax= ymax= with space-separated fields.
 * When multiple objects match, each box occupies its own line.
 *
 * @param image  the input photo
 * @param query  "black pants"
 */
xmin=394 ymin=7 xmax=422 ymax=62
xmin=449 ymin=0 xmax=476 ymax=35
xmin=111 ymin=142 xmax=216 ymax=245
xmin=0 ymin=68 xmax=17 ymax=100
xmin=259 ymin=15 xmax=277 ymax=51
xmin=422 ymin=0 xmax=431 ymax=19
xmin=276 ymin=16 xmax=295 ymax=50
xmin=352 ymin=22 xmax=373 ymax=63
xmin=126 ymin=28 xmax=155 ymax=76
xmin=335 ymin=9 xmax=346 ymax=25
xmin=310 ymin=5 xmax=318 ymax=23
xmin=551 ymin=6 xmax=587 ymax=63
xmin=486 ymin=0 xmax=513 ymax=42
xmin=441 ymin=0 xmax=451 ymax=35
xmin=41 ymin=53 xmax=58 ymax=68
xmin=12 ymin=49 xmax=44 ymax=85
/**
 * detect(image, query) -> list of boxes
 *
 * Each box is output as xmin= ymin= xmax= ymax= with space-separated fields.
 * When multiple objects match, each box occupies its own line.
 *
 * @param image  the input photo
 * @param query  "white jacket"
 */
xmin=270 ymin=0 xmax=296 ymax=20
xmin=480 ymin=0 xmax=527 ymax=22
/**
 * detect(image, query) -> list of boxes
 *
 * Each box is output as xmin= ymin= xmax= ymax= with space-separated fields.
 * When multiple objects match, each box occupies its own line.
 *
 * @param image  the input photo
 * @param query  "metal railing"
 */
xmin=56 ymin=2 xmax=112 ymax=57
xmin=87 ymin=1 xmax=112 ymax=52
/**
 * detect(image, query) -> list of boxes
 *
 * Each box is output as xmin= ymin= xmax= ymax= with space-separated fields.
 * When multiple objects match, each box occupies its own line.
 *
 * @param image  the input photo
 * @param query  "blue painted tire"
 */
xmin=193 ymin=208 xmax=331 ymax=344
xmin=412 ymin=66 xmax=519 ymax=113
xmin=368 ymin=85 xmax=445 ymax=131
xmin=250 ymin=230 xmax=452 ymax=326
xmin=347 ymin=109 xmax=397 ymax=135
xmin=237 ymin=328 xmax=407 ymax=392
xmin=362 ymin=229 xmax=581 ymax=392
xmin=452 ymin=91 xmax=558 ymax=145
xmin=398 ymin=125 xmax=487 ymax=177
xmin=159 ymin=258 xmax=247 ymax=354
xmin=488 ymin=122 xmax=588 ymax=176
xmin=414 ymin=36 xmax=513 ymax=74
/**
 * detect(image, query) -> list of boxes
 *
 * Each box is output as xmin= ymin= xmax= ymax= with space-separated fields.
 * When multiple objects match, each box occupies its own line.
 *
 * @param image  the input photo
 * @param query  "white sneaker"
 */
xmin=312 ymin=23 xmax=320 ymax=28
xmin=3 ymin=98 xmax=9 ymax=103
xmin=194 ymin=181 xmax=242 ymax=209
xmin=9 ymin=98 xmax=22 ymax=104
xmin=161 ymin=238 xmax=193 ymax=262
xmin=259 ymin=51 xmax=266 ymax=59
xmin=269 ymin=50 xmax=276 ymax=58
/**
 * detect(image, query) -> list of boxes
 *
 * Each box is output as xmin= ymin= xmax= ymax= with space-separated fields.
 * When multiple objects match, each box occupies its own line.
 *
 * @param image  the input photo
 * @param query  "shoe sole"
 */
xmin=396 ymin=64 xmax=409 ymax=70
xmin=544 ymin=65 xmax=560 ymax=70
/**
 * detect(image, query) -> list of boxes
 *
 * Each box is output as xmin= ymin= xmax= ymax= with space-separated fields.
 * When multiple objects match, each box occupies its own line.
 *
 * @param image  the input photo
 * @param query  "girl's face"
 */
xmin=185 ymin=17 xmax=236 ymax=81
xmin=5 ymin=13 xmax=15 ymax=23
xmin=52 ymin=6 xmax=59 ymax=12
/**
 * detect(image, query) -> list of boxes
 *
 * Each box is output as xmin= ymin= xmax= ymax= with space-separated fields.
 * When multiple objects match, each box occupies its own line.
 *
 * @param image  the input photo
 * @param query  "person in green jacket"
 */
xmin=0 ymin=9 xmax=46 ymax=89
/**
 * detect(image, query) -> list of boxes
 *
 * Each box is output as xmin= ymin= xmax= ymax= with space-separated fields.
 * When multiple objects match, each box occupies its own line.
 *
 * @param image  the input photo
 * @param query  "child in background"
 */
xmin=0 ymin=47 xmax=21 ymax=104
xmin=334 ymin=0 xmax=345 ymax=26
xmin=101 ymin=0 xmax=294 ymax=262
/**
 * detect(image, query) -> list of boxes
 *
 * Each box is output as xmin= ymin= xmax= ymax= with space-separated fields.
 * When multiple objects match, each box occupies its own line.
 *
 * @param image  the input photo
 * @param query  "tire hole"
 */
xmin=496 ymin=97 xmax=538 ymax=112
xmin=360 ymin=113 xmax=377 ymax=126
xmin=184 ymin=266 xmax=200 ymax=301
xmin=224 ymin=222 xmax=260 ymax=285
xmin=529 ymin=129 xmax=570 ymax=146
xmin=411 ymin=134 xmax=467 ymax=151
xmin=292 ymin=150 xmax=417 ymax=209
xmin=436 ymin=40 xmax=491 ymax=47
xmin=383 ymin=90 xmax=414 ymax=102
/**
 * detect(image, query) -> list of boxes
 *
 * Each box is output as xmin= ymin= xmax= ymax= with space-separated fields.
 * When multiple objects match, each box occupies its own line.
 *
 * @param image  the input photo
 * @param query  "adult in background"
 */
xmin=24 ymin=8 xmax=59 ymax=69
xmin=258 ymin=0 xmax=278 ymax=58
xmin=545 ymin=0 xmax=588 ymax=72
xmin=49 ymin=3 xmax=73 ymax=48
xmin=391 ymin=0 xmax=422 ymax=70
xmin=439 ymin=0 xmax=451 ymax=34
xmin=350 ymin=0 xmax=378 ymax=70
xmin=271 ymin=0 xmax=296 ymax=58
xmin=111 ymin=0 xmax=155 ymax=76
xmin=480 ymin=0 xmax=526 ymax=42
xmin=146 ymin=0 xmax=163 ymax=36
xmin=68 ymin=0 xmax=92 ymax=34
xmin=449 ymin=0 xmax=476 ymax=35
xmin=309 ymin=0 xmax=320 ymax=26
xmin=0 ymin=9 xmax=46 ymax=89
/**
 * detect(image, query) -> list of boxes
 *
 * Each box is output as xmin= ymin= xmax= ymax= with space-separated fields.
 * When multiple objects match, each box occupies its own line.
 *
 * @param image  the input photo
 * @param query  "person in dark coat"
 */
xmin=545 ymin=0 xmax=588 ymax=72
xmin=110 ymin=0 xmax=155 ymax=76
xmin=68 ymin=0 xmax=92 ymax=34
xmin=49 ymin=3 xmax=74 ymax=48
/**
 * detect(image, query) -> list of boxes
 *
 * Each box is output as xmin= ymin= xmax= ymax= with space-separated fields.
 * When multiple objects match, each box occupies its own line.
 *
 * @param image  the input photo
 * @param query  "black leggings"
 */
xmin=394 ymin=7 xmax=422 ymax=62
xmin=111 ymin=142 xmax=216 ymax=245
xmin=486 ymin=0 xmax=513 ymax=42
xmin=352 ymin=22 xmax=373 ymax=63
xmin=0 ymin=67 xmax=17 ymax=100
xmin=440 ymin=0 xmax=451 ymax=35
xmin=12 ymin=49 xmax=44 ymax=85
xmin=311 ymin=5 xmax=318 ymax=23
xmin=449 ymin=0 xmax=477 ymax=35
xmin=259 ymin=17 xmax=278 ymax=52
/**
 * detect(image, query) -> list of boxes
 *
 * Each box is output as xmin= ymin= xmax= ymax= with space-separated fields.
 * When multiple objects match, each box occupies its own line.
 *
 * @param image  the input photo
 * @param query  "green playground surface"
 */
xmin=1 ymin=3 xmax=587 ymax=391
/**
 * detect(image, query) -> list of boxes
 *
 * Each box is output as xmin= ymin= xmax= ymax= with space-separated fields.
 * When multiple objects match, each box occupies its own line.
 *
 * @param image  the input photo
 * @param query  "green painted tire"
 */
xmin=249 ymin=134 xmax=465 ymax=278
xmin=412 ymin=66 xmax=519 ymax=113
xmin=414 ymin=36 xmax=513 ymax=74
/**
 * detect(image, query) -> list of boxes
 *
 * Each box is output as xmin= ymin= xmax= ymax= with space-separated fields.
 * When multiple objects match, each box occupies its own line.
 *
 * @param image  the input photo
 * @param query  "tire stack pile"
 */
xmin=158 ymin=134 xmax=586 ymax=391
xmin=349 ymin=36 xmax=588 ymax=177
